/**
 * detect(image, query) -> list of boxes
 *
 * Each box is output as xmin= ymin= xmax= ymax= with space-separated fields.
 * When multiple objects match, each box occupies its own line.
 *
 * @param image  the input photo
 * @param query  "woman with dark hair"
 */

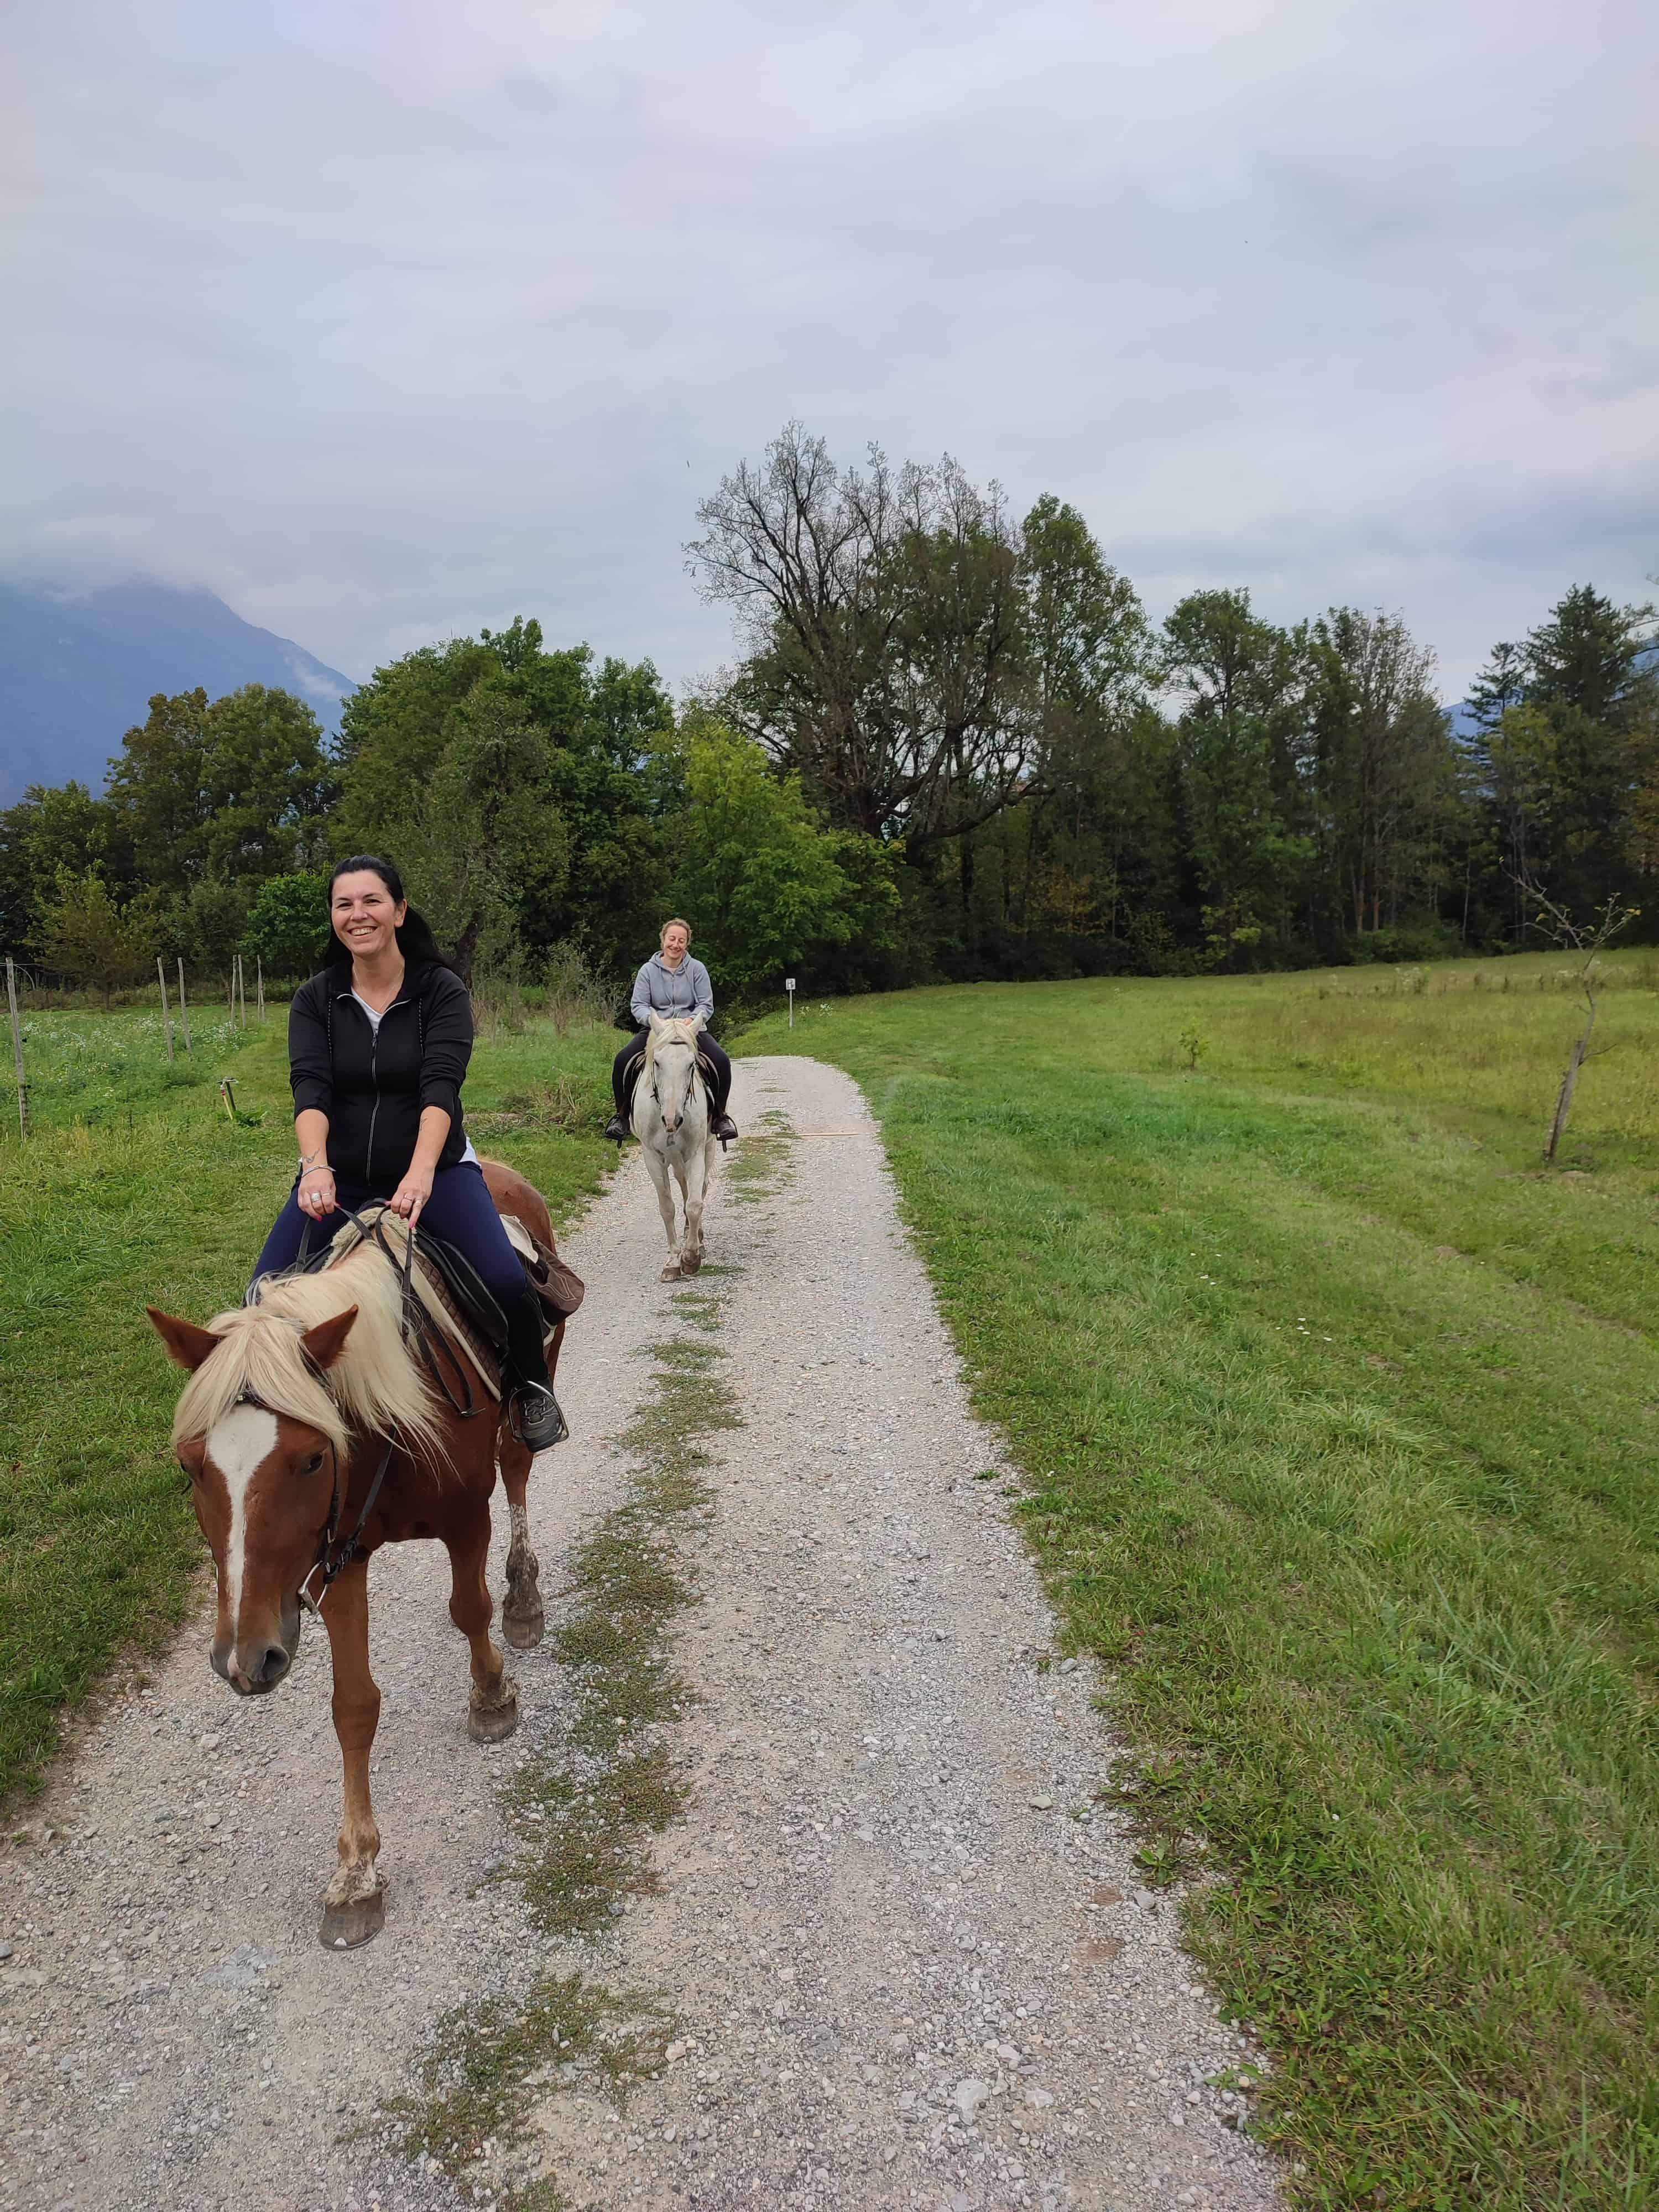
xmin=250 ymin=857 xmax=565 ymax=1450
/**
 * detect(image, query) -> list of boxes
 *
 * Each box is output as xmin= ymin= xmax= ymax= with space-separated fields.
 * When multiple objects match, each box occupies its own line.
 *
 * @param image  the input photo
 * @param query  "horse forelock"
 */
xmin=643 ymin=1017 xmax=701 ymax=1074
xmin=170 ymin=1238 xmax=445 ymax=1462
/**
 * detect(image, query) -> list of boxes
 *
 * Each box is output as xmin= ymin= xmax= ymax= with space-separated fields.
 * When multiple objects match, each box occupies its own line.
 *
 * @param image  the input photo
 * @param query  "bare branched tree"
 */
xmin=1515 ymin=874 xmax=1641 ymax=1161
xmin=686 ymin=424 xmax=1036 ymax=848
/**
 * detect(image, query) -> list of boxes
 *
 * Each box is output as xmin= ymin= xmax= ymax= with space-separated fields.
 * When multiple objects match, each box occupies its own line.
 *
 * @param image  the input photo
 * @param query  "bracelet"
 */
xmin=300 ymin=1162 xmax=332 ymax=1181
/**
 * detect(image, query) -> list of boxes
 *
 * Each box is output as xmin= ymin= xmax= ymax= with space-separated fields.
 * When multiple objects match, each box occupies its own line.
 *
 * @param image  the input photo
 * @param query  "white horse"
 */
xmin=633 ymin=1011 xmax=717 ymax=1281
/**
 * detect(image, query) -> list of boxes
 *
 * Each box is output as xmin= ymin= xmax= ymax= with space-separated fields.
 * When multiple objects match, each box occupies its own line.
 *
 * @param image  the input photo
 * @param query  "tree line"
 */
xmin=4 ymin=423 xmax=1655 ymax=1010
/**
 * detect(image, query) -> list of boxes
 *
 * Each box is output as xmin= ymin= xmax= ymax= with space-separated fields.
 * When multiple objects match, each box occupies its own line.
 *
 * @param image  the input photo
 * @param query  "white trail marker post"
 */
xmin=785 ymin=976 xmax=796 ymax=1030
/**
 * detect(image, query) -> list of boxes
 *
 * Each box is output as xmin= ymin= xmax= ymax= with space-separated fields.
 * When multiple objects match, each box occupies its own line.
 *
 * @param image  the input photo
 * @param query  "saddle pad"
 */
xmin=499 ymin=1213 xmax=586 ymax=1318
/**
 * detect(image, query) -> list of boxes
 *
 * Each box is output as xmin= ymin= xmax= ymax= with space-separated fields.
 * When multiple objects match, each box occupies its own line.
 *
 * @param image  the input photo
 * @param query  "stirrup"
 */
xmin=510 ymin=1385 xmax=569 ymax=1449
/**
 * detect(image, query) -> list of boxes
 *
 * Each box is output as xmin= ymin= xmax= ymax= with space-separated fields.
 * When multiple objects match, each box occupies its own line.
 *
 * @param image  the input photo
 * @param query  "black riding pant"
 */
xmin=612 ymin=1031 xmax=732 ymax=1118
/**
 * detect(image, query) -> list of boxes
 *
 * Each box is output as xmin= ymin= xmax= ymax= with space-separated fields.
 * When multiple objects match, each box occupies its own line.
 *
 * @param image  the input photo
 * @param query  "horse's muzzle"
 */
xmin=213 ymin=1599 xmax=302 ymax=1694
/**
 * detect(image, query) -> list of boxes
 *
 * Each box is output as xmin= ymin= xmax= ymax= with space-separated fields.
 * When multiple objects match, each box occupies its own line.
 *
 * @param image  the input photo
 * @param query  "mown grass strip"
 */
xmin=404 ymin=1310 xmax=743 ymax=2204
xmin=0 ymin=1008 xmax=618 ymax=1804
xmin=740 ymin=962 xmax=1659 ymax=2211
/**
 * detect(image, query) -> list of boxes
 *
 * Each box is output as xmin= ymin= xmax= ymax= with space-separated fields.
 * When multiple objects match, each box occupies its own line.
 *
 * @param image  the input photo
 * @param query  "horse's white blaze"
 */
xmin=205 ymin=1402 xmax=280 ymax=1635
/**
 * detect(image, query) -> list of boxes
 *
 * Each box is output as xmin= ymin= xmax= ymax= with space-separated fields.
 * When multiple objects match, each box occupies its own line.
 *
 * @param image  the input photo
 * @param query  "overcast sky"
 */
xmin=6 ymin=0 xmax=1656 ymax=700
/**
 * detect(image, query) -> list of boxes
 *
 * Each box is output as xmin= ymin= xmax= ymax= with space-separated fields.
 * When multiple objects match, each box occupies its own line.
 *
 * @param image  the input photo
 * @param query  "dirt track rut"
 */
xmin=0 ymin=1055 xmax=1282 ymax=2212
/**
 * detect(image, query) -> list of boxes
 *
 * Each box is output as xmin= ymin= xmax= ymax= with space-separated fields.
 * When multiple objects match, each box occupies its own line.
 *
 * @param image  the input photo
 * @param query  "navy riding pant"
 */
xmin=252 ymin=1161 xmax=549 ymax=1384
xmin=612 ymin=1031 xmax=732 ymax=1118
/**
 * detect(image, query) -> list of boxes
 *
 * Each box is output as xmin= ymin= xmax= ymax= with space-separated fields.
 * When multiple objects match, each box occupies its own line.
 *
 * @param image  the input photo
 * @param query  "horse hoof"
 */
xmin=319 ymin=1890 xmax=384 ymax=1949
xmin=468 ymin=1694 xmax=519 ymax=1744
xmin=660 ymin=1263 xmax=681 ymax=1282
xmin=681 ymin=1250 xmax=702 ymax=1275
xmin=502 ymin=1597 xmax=545 ymax=1650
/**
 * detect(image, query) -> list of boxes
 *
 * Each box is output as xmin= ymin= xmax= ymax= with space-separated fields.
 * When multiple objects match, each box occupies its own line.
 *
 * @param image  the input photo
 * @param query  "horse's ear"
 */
xmin=147 ymin=1308 xmax=222 ymax=1371
xmin=687 ymin=1011 xmax=706 ymax=1033
xmin=299 ymin=1307 xmax=358 ymax=1373
xmin=647 ymin=1009 xmax=666 ymax=1036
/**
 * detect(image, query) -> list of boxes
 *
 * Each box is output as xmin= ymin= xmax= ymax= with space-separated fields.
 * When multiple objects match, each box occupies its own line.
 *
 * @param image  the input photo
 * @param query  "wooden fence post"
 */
xmin=256 ymin=956 xmax=265 ymax=1021
xmin=5 ymin=957 xmax=27 ymax=1140
xmin=6 ymin=960 xmax=28 ymax=1141
xmin=156 ymin=957 xmax=175 ymax=1062
xmin=177 ymin=958 xmax=191 ymax=1052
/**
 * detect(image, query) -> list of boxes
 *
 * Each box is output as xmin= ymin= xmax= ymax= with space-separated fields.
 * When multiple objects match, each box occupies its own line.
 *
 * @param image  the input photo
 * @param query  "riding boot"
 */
xmin=604 ymin=1113 xmax=629 ymax=1142
xmin=504 ymin=1292 xmax=567 ymax=1450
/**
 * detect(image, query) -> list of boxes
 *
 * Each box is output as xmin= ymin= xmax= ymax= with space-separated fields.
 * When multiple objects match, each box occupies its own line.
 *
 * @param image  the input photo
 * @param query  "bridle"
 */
xmin=646 ymin=1033 xmax=701 ymax=1138
xmin=296 ymin=1428 xmax=396 ymax=1615
xmin=238 ymin=1202 xmax=484 ymax=1613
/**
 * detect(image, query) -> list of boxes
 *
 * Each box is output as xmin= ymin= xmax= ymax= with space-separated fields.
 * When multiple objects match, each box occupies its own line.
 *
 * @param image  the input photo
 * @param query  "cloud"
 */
xmin=4 ymin=0 xmax=1656 ymax=700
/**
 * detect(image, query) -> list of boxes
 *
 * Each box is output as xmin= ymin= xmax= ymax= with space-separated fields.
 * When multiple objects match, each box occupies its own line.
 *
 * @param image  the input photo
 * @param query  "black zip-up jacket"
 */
xmin=288 ymin=959 xmax=473 ymax=1186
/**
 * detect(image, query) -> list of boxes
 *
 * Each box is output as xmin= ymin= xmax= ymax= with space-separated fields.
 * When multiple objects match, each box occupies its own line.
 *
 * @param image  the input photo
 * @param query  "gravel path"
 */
xmin=1 ymin=1055 xmax=1283 ymax=2212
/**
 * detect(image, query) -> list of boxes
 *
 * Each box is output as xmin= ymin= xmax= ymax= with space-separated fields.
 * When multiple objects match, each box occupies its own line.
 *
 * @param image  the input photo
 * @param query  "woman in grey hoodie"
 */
xmin=606 ymin=917 xmax=738 ymax=1142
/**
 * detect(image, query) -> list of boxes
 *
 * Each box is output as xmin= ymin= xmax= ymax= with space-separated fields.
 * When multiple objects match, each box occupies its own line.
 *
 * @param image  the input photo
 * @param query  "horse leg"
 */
xmin=318 ymin=1557 xmax=385 ymax=1948
xmin=646 ymin=1147 xmax=681 ymax=1279
xmin=498 ymin=1419 xmax=545 ymax=1650
xmin=680 ymin=1135 xmax=708 ymax=1274
xmin=450 ymin=1505 xmax=519 ymax=1743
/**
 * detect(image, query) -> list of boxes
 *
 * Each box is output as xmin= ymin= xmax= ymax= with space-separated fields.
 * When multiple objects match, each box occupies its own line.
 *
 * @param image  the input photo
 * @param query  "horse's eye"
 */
xmin=302 ymin=1452 xmax=326 ymax=1475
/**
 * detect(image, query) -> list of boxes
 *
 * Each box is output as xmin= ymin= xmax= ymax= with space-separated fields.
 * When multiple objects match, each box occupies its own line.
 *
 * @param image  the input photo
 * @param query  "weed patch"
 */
xmin=405 ymin=1317 xmax=744 ymax=2198
xmin=722 ymin=1110 xmax=796 ymax=1204
xmin=391 ymin=1971 xmax=672 ymax=2174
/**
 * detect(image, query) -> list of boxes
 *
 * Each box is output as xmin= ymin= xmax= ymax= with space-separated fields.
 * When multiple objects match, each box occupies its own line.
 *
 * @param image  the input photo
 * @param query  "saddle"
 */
xmin=309 ymin=1205 xmax=583 ymax=1406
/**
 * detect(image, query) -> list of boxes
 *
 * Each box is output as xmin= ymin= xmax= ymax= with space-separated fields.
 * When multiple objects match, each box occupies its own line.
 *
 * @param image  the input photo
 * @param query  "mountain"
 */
xmin=0 ymin=581 xmax=357 ymax=805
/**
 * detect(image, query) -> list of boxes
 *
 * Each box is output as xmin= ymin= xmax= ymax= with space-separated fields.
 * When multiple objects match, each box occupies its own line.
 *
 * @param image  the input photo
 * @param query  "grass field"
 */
xmin=744 ymin=950 xmax=1659 ymax=2211
xmin=0 ymin=1001 xmax=618 ymax=1803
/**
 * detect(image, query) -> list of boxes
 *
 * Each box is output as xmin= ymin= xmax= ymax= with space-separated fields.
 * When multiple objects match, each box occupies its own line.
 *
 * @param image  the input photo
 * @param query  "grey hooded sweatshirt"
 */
xmin=630 ymin=952 xmax=714 ymax=1026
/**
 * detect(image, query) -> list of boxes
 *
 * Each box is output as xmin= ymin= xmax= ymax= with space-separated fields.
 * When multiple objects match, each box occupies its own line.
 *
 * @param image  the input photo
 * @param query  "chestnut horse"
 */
xmin=147 ymin=1159 xmax=562 ymax=1949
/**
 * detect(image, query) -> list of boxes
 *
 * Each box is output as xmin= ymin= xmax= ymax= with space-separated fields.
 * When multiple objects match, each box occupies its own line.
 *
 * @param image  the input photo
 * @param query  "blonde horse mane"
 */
xmin=171 ymin=1229 xmax=445 ymax=1459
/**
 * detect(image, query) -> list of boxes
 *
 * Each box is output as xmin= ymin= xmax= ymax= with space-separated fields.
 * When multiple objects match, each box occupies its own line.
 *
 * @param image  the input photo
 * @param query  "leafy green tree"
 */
xmin=384 ymin=687 xmax=570 ymax=984
xmin=1307 ymin=607 xmax=1455 ymax=937
xmin=0 ymin=781 xmax=132 ymax=955
xmin=171 ymin=878 xmax=249 ymax=979
xmin=338 ymin=619 xmax=673 ymax=979
xmin=1465 ymin=640 xmax=1528 ymax=731
xmin=40 ymin=870 xmax=161 ymax=1008
xmin=1522 ymin=585 xmax=1656 ymax=725
xmin=667 ymin=724 xmax=899 ymax=1003
xmin=1162 ymin=589 xmax=1312 ymax=963
xmin=106 ymin=685 xmax=335 ymax=893
xmin=244 ymin=870 xmax=332 ymax=978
